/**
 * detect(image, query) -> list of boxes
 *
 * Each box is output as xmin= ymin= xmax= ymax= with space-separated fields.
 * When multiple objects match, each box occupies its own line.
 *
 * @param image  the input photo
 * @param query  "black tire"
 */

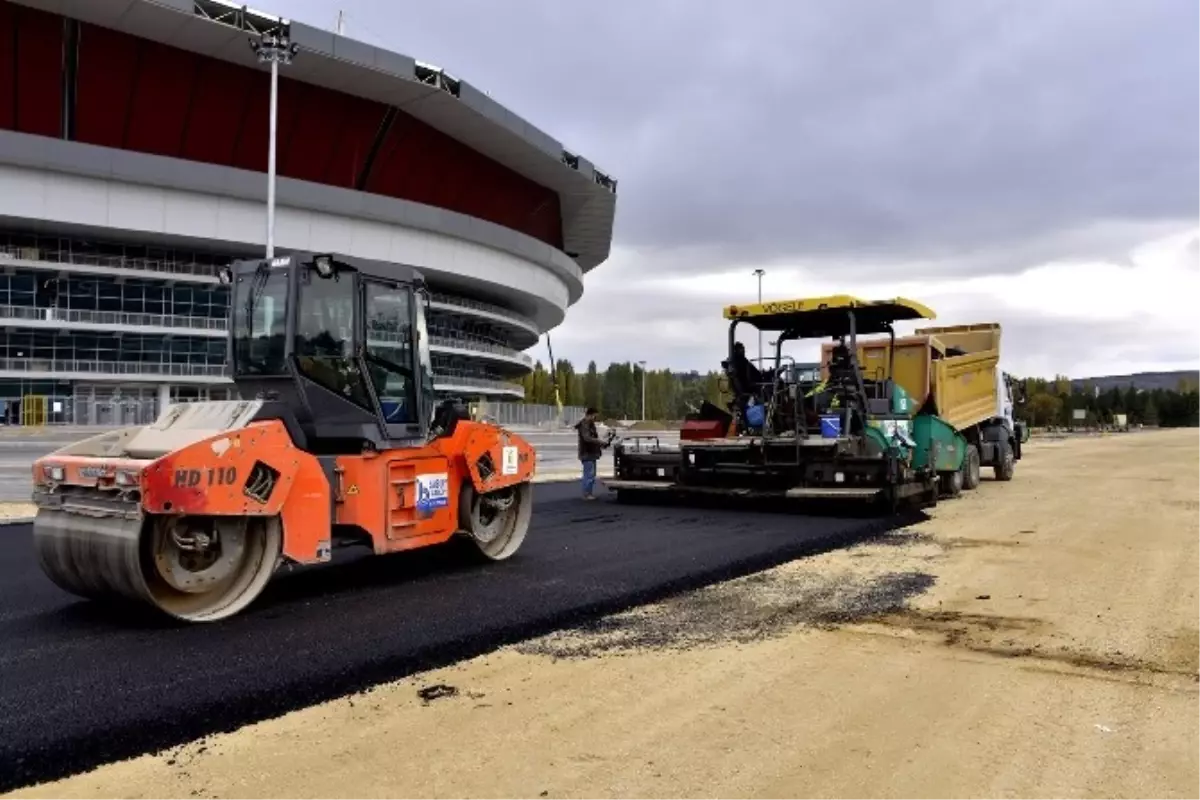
xmin=962 ymin=445 xmax=982 ymax=490
xmin=995 ymin=440 xmax=1015 ymax=481
xmin=924 ymin=479 xmax=940 ymax=509
xmin=939 ymin=468 xmax=963 ymax=498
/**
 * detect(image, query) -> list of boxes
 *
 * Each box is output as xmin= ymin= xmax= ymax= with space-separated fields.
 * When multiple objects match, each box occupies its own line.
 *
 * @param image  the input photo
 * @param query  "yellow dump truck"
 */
xmin=822 ymin=322 xmax=1027 ymax=495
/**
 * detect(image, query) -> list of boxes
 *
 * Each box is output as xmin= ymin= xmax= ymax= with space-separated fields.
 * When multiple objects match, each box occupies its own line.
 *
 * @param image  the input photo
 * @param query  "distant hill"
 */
xmin=1071 ymin=371 xmax=1199 ymax=393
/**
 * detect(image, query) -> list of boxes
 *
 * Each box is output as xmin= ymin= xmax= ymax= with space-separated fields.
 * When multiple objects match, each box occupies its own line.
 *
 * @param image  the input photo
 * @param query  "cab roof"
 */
xmin=231 ymin=252 xmax=425 ymax=285
xmin=723 ymin=295 xmax=936 ymax=337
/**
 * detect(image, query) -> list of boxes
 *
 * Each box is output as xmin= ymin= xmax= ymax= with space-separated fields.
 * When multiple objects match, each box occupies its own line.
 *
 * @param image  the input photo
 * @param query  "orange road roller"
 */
xmin=31 ymin=252 xmax=537 ymax=622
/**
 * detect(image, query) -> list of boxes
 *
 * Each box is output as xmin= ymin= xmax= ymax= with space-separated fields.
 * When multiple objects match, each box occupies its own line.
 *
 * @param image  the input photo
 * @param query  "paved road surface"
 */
xmin=0 ymin=426 xmax=679 ymax=503
xmin=0 ymin=482 xmax=894 ymax=791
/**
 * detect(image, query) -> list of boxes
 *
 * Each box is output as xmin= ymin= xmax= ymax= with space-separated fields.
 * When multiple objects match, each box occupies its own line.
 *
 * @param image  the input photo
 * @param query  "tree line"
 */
xmin=518 ymin=361 xmax=728 ymax=420
xmin=1019 ymin=376 xmax=1199 ymax=428
xmin=518 ymin=360 xmax=1199 ymax=428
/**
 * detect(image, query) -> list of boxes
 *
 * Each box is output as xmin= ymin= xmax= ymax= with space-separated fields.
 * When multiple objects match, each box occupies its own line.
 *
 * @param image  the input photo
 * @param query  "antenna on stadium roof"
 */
xmin=336 ymin=10 xmax=346 ymax=35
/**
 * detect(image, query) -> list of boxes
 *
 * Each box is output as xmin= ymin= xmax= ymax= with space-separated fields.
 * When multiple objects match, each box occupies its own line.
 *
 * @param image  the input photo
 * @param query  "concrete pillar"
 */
xmin=157 ymin=384 xmax=171 ymax=416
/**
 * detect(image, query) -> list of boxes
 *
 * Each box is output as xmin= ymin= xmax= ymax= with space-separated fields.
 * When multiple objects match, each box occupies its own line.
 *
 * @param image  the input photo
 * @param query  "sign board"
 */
xmin=1072 ymin=409 xmax=1086 ymax=421
xmin=501 ymin=446 xmax=519 ymax=475
xmin=415 ymin=473 xmax=449 ymax=511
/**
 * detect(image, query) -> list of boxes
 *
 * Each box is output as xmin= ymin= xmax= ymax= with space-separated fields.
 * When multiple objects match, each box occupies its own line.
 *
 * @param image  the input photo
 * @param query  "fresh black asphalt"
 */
xmin=0 ymin=482 xmax=909 ymax=791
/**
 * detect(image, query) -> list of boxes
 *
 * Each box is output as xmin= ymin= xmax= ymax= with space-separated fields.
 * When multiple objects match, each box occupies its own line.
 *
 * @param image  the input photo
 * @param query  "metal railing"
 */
xmin=0 ymin=304 xmax=227 ymax=333
xmin=0 ymin=358 xmax=227 ymax=378
xmin=433 ymin=370 xmax=525 ymax=396
xmin=428 ymin=334 xmax=533 ymax=366
xmin=473 ymin=401 xmax=586 ymax=427
xmin=0 ymin=398 xmax=589 ymax=429
xmin=429 ymin=293 xmax=537 ymax=332
xmin=364 ymin=327 xmax=532 ymax=367
xmin=0 ymin=248 xmax=539 ymax=332
xmin=0 ymin=246 xmax=543 ymax=348
xmin=0 ymin=395 xmax=163 ymax=427
xmin=0 ymin=357 xmax=523 ymax=396
xmin=3 ymin=305 xmax=532 ymax=365
xmin=0 ymin=245 xmax=222 ymax=280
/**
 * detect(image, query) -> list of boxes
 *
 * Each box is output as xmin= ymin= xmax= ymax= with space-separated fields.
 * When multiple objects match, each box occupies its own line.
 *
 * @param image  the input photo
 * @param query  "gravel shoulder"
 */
xmin=8 ymin=429 xmax=1198 ymax=799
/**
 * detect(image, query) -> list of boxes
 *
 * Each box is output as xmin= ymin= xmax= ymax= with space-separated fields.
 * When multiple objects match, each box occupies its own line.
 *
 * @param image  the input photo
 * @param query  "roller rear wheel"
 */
xmin=458 ymin=482 xmax=532 ymax=560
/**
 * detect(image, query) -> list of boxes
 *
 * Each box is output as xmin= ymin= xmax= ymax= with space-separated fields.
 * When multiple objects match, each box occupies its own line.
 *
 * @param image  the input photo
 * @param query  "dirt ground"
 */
xmin=9 ymin=429 xmax=1199 ymax=799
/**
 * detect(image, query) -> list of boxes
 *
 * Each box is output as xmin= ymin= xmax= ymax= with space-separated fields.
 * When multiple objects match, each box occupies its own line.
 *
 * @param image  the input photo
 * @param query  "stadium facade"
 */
xmin=0 ymin=0 xmax=617 ymax=425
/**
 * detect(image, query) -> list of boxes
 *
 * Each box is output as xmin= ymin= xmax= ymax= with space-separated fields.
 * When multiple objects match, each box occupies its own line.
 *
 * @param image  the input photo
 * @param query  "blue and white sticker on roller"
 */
xmin=416 ymin=472 xmax=450 ymax=511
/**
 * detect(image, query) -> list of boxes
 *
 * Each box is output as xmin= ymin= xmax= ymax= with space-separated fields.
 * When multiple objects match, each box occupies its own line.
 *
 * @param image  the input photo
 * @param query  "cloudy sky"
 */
xmin=277 ymin=0 xmax=1198 ymax=378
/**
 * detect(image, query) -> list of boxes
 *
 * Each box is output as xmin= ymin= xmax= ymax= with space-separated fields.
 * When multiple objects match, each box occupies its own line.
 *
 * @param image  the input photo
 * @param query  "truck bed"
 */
xmin=823 ymin=323 xmax=1002 ymax=432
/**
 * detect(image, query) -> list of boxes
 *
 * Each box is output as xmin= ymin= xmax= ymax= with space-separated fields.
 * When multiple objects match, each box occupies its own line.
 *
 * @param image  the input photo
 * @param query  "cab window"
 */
xmin=294 ymin=266 xmax=372 ymax=409
xmin=232 ymin=268 xmax=288 ymax=375
xmin=363 ymin=281 xmax=417 ymax=424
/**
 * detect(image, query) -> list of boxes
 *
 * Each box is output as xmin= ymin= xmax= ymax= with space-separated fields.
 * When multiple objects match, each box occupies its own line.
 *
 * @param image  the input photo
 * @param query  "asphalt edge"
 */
xmin=0 ymin=506 xmax=913 ymax=793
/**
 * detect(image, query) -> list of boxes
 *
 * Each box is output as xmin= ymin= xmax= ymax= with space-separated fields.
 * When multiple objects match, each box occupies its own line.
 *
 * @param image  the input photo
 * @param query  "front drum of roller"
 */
xmin=34 ymin=511 xmax=282 ymax=623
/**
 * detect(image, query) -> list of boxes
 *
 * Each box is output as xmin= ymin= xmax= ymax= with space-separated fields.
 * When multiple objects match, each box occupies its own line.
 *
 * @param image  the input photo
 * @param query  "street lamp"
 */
xmin=638 ymin=360 xmax=647 ymax=421
xmin=751 ymin=268 xmax=765 ymax=368
xmin=250 ymin=27 xmax=298 ymax=259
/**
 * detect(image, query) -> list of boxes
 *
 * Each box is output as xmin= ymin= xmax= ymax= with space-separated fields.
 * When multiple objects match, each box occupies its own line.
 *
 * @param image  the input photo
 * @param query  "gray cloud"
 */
xmin=275 ymin=0 xmax=1199 ymax=375
xmin=547 ymin=260 xmax=1199 ymax=379
xmin=280 ymin=0 xmax=1198 ymax=278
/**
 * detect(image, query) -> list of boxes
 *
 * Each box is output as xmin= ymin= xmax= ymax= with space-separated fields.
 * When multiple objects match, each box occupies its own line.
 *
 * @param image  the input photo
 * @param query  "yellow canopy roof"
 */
xmin=723 ymin=295 xmax=936 ymax=336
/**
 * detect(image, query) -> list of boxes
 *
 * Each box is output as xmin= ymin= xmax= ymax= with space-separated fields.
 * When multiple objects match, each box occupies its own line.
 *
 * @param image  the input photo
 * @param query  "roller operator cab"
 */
xmin=609 ymin=295 xmax=968 ymax=512
xmin=30 ymin=253 xmax=537 ymax=623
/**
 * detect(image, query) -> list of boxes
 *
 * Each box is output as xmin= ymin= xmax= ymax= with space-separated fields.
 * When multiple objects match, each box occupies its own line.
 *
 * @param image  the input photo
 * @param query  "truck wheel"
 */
xmin=994 ymin=440 xmax=1016 ymax=481
xmin=939 ymin=469 xmax=963 ymax=498
xmin=923 ymin=478 xmax=940 ymax=509
xmin=962 ymin=445 xmax=982 ymax=490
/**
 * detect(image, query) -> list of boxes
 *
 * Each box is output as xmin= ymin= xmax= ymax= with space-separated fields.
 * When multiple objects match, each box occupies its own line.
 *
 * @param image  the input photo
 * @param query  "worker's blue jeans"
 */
xmin=581 ymin=458 xmax=597 ymax=496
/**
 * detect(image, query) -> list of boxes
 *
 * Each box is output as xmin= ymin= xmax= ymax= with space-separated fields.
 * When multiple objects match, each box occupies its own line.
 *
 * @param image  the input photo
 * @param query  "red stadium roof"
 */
xmin=0 ymin=0 xmax=617 ymax=270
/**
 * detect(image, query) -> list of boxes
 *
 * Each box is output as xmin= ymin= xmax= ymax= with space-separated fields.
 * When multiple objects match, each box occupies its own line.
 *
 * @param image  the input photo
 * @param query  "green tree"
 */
xmin=1142 ymin=395 xmax=1159 ymax=426
xmin=1027 ymin=393 xmax=1063 ymax=427
xmin=583 ymin=361 xmax=601 ymax=410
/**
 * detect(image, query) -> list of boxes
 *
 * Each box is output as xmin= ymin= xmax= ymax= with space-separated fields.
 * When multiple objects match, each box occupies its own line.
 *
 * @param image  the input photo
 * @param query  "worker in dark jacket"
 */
xmin=574 ymin=407 xmax=608 ymax=500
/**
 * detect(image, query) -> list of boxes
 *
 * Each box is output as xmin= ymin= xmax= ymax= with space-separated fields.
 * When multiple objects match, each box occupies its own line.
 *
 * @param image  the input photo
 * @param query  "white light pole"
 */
xmin=251 ymin=28 xmax=297 ymax=259
xmin=638 ymin=360 xmax=647 ymax=421
xmin=752 ymin=268 xmax=765 ymax=367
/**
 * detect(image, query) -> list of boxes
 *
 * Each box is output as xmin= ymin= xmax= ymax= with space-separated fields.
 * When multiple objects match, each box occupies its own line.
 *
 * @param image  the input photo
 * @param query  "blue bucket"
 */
xmin=745 ymin=403 xmax=766 ymax=429
xmin=819 ymin=414 xmax=842 ymax=438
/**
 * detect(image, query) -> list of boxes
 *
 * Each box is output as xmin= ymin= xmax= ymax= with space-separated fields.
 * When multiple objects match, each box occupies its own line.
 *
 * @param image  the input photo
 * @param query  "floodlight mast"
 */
xmin=250 ymin=27 xmax=298 ymax=259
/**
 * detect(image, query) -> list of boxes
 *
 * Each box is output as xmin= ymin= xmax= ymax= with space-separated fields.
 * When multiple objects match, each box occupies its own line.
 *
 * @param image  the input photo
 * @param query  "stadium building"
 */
xmin=0 ymin=0 xmax=617 ymax=425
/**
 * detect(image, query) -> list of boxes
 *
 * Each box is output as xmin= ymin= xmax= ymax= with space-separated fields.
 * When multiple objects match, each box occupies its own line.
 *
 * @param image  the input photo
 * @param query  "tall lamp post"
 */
xmin=638 ymin=360 xmax=647 ymax=421
xmin=251 ymin=27 xmax=297 ymax=259
xmin=751 ymin=268 xmax=765 ymax=367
